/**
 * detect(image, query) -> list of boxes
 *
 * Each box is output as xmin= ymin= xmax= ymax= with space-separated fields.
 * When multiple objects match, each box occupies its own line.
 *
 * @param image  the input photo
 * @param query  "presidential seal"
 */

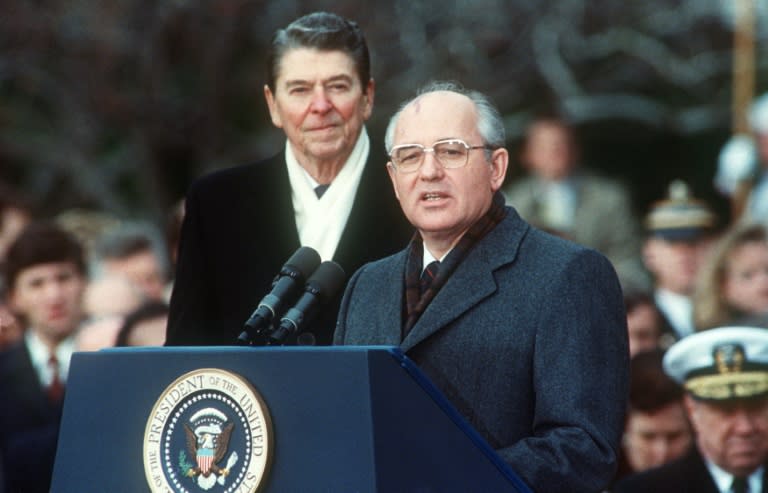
xmin=143 ymin=368 xmax=273 ymax=493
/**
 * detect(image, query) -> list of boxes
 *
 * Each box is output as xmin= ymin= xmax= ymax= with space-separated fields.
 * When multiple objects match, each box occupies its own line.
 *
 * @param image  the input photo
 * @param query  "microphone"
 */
xmin=237 ymin=246 xmax=321 ymax=345
xmin=266 ymin=260 xmax=346 ymax=345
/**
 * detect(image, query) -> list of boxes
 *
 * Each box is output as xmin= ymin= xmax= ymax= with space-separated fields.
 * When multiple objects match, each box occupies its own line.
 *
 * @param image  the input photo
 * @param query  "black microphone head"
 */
xmin=266 ymin=261 xmax=346 ymax=345
xmin=238 ymin=246 xmax=321 ymax=344
xmin=305 ymin=261 xmax=346 ymax=302
xmin=283 ymin=246 xmax=321 ymax=281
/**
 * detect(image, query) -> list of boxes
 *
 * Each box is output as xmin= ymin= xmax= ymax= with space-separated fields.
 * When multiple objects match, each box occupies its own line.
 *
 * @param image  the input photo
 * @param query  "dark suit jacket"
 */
xmin=335 ymin=208 xmax=629 ymax=493
xmin=166 ymin=150 xmax=411 ymax=346
xmin=612 ymin=447 xmax=768 ymax=493
xmin=0 ymin=341 xmax=63 ymax=493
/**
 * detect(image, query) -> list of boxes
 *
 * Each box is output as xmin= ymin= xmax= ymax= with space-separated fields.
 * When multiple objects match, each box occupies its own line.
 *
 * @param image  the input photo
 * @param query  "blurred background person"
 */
xmin=54 ymin=208 xmax=121 ymax=261
xmin=0 ymin=291 xmax=22 ymax=351
xmin=81 ymin=273 xmax=145 ymax=321
xmin=502 ymin=116 xmax=649 ymax=290
xmin=614 ymin=349 xmax=692 ymax=486
xmin=624 ymin=289 xmax=668 ymax=356
xmin=693 ymin=222 xmax=768 ymax=330
xmin=163 ymin=198 xmax=185 ymax=300
xmin=744 ymin=94 xmax=768 ymax=222
xmin=114 ymin=300 xmax=169 ymax=347
xmin=91 ymin=221 xmax=170 ymax=302
xmin=0 ymin=222 xmax=88 ymax=493
xmin=716 ymin=92 xmax=768 ymax=223
xmin=75 ymin=274 xmax=145 ymax=351
xmin=614 ymin=326 xmax=768 ymax=493
xmin=642 ymin=180 xmax=718 ymax=342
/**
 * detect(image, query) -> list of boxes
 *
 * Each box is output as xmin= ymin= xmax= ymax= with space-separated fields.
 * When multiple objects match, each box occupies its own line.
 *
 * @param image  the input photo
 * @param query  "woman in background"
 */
xmin=693 ymin=222 xmax=768 ymax=330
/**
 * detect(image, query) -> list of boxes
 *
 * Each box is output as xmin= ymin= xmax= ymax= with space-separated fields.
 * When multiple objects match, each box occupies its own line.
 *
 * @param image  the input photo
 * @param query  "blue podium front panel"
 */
xmin=52 ymin=346 xmax=529 ymax=493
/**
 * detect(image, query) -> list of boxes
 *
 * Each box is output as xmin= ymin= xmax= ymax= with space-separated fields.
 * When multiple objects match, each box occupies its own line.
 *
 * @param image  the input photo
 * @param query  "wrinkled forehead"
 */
xmin=276 ymin=47 xmax=361 ymax=85
xmin=396 ymin=91 xmax=478 ymax=143
xmin=407 ymin=90 xmax=472 ymax=113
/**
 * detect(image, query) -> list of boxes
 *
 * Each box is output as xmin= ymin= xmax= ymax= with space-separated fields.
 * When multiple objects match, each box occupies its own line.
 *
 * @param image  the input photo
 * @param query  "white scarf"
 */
xmin=285 ymin=128 xmax=369 ymax=261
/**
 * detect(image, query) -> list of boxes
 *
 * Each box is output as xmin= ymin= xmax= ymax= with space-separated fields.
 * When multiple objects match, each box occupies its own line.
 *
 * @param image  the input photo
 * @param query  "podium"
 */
xmin=52 ymin=346 xmax=531 ymax=492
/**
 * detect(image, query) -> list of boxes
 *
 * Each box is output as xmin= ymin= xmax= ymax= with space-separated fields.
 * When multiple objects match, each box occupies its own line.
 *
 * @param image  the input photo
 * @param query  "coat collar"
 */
xmin=400 ymin=208 xmax=529 ymax=351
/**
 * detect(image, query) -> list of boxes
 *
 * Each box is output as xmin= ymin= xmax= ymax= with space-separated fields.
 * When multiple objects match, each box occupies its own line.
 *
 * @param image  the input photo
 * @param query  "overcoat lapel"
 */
xmin=373 ymin=252 xmax=409 ymax=345
xmin=401 ymin=210 xmax=528 ymax=351
xmin=244 ymin=153 xmax=301 ymax=252
xmin=402 ymin=257 xmax=497 ymax=351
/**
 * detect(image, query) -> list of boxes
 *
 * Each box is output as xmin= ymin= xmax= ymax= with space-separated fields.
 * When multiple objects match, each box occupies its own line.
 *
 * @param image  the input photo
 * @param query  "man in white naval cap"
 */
xmin=614 ymin=326 xmax=768 ymax=493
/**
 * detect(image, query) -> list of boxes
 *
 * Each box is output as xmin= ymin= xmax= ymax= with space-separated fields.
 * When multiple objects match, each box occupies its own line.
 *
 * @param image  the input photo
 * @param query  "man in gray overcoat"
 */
xmin=334 ymin=81 xmax=629 ymax=492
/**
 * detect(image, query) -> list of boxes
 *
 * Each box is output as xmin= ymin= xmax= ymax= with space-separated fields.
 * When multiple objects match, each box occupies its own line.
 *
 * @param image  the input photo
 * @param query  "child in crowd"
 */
xmin=693 ymin=222 xmax=768 ymax=330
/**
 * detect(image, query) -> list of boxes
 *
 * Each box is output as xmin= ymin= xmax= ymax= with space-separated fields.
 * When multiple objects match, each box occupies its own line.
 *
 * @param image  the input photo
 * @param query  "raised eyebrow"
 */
xmin=283 ymin=75 xmax=355 ymax=88
xmin=283 ymin=79 xmax=312 ymax=89
xmin=324 ymin=75 xmax=355 ymax=86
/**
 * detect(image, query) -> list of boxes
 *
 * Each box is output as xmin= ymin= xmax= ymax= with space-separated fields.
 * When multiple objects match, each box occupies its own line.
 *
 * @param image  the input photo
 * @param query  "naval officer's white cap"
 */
xmin=663 ymin=326 xmax=768 ymax=401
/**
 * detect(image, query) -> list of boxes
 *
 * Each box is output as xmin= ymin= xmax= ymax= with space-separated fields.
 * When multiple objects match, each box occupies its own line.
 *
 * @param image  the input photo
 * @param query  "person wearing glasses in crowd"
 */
xmin=335 ymin=81 xmax=628 ymax=492
xmin=165 ymin=12 xmax=410 ymax=346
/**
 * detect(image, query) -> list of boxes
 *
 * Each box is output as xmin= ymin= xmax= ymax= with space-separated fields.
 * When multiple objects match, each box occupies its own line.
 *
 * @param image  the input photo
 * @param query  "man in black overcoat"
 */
xmin=165 ymin=12 xmax=410 ymax=346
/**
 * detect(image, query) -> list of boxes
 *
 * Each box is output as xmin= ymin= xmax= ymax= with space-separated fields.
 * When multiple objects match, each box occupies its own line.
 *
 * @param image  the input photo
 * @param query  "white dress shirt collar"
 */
xmin=537 ymin=177 xmax=577 ymax=231
xmin=705 ymin=458 xmax=762 ymax=493
xmin=655 ymin=288 xmax=694 ymax=338
xmin=25 ymin=330 xmax=76 ymax=386
xmin=423 ymin=246 xmax=453 ymax=270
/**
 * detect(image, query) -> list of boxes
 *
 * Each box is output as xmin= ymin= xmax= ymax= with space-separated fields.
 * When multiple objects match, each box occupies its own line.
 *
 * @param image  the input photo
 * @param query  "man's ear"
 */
xmin=263 ymin=84 xmax=283 ymax=129
xmin=489 ymin=148 xmax=509 ymax=192
xmin=683 ymin=394 xmax=699 ymax=432
xmin=362 ymin=78 xmax=375 ymax=120
xmin=642 ymin=239 xmax=657 ymax=271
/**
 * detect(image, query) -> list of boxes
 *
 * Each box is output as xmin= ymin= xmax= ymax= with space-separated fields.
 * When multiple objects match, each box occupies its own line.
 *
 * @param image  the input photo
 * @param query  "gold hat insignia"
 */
xmin=714 ymin=344 xmax=745 ymax=374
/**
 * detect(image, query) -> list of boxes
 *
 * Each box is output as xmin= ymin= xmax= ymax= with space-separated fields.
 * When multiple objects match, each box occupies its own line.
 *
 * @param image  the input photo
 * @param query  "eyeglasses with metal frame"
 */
xmin=388 ymin=139 xmax=496 ymax=173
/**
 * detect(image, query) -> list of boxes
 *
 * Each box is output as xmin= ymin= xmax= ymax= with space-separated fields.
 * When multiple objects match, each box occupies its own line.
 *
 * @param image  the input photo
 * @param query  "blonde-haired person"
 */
xmin=693 ymin=222 xmax=768 ymax=330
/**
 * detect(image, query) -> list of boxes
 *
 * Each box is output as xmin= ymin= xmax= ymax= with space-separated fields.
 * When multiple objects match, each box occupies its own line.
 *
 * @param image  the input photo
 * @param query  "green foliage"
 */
xmin=178 ymin=450 xmax=195 ymax=478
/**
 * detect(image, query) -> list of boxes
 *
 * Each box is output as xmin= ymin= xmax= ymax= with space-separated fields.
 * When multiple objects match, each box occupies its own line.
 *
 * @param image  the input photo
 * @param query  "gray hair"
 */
xmin=90 ymin=221 xmax=169 ymax=279
xmin=384 ymin=81 xmax=506 ymax=155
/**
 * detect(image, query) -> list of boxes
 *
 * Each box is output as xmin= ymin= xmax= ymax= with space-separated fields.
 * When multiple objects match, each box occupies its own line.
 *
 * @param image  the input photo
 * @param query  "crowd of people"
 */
xmin=1 ymin=9 xmax=768 ymax=493
xmin=502 ymin=95 xmax=768 ymax=491
xmin=0 ymin=203 xmax=178 ymax=491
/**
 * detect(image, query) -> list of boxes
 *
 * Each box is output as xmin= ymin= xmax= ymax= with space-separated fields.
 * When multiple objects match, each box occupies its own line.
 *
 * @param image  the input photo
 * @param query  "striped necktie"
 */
xmin=420 ymin=261 xmax=440 ymax=296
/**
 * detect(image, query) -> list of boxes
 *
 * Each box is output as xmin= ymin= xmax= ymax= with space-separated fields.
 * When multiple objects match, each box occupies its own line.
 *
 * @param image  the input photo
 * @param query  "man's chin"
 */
xmin=726 ymin=451 xmax=766 ymax=475
xmin=304 ymin=138 xmax=348 ymax=158
xmin=45 ymin=323 xmax=78 ymax=340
